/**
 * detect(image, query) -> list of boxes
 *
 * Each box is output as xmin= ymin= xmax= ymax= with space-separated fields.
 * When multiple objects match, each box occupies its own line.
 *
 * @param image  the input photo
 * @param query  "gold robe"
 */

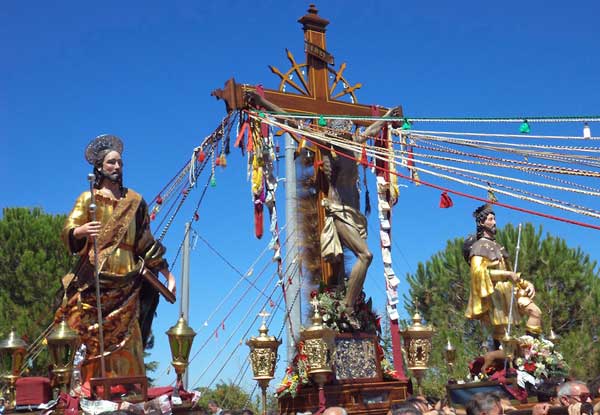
xmin=56 ymin=188 xmax=166 ymax=394
xmin=465 ymin=238 xmax=519 ymax=339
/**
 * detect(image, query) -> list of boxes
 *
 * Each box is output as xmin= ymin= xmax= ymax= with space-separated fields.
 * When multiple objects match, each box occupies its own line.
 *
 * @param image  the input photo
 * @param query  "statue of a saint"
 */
xmin=55 ymin=134 xmax=176 ymax=394
xmin=464 ymin=204 xmax=542 ymax=347
xmin=245 ymin=92 xmax=400 ymax=320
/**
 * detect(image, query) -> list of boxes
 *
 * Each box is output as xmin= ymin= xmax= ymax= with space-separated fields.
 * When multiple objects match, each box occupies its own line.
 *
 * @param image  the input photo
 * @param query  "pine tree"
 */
xmin=0 ymin=207 xmax=73 ymax=375
xmin=196 ymin=381 xmax=260 ymax=412
xmin=0 ymin=207 xmax=162 ymax=379
xmin=404 ymin=223 xmax=600 ymax=395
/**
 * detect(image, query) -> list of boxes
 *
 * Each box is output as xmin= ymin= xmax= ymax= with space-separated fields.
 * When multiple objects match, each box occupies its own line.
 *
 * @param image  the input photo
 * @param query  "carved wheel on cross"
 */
xmin=270 ymin=49 xmax=362 ymax=103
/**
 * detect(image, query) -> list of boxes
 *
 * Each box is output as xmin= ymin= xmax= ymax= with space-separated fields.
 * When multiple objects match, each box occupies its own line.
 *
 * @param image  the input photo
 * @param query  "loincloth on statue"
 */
xmin=320 ymin=198 xmax=367 ymax=262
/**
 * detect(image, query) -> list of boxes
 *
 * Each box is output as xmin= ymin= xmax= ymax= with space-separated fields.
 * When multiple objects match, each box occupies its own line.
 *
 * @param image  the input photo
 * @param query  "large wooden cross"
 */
xmin=211 ymin=4 xmax=400 ymax=116
xmin=212 ymin=4 xmax=407 ymax=380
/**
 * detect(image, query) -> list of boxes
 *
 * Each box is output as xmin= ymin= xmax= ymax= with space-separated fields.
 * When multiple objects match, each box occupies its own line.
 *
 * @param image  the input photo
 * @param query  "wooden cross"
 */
xmin=212 ymin=4 xmax=407 ymax=381
xmin=211 ymin=5 xmax=401 ymax=118
xmin=212 ymin=4 xmax=403 ymax=281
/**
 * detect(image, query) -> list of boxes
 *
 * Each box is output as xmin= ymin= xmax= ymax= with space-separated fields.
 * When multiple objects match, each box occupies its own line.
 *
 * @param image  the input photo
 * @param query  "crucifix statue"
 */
xmin=212 ymin=4 xmax=407 ymax=380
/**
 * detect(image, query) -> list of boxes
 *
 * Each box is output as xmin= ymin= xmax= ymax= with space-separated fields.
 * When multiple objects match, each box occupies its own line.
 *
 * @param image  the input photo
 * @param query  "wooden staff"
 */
xmin=88 ymin=173 xmax=107 ymax=378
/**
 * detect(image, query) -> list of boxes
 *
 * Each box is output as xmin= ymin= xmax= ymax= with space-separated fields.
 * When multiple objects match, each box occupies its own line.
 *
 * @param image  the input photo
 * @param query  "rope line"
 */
xmin=190 ymin=259 xmax=300 ymax=389
xmin=207 ymin=290 xmax=286 ymax=391
xmin=322 ymin=131 xmax=600 ymax=218
xmin=404 ymin=129 xmax=600 ymax=141
xmin=196 ymin=231 xmax=290 ymax=312
xmin=432 ymin=164 xmax=600 ymax=216
xmin=260 ymin=110 xmax=600 ymax=124
xmin=406 ymin=139 xmax=600 ymax=193
xmin=250 ymin=114 xmax=600 ymax=230
xmin=186 ymin=233 xmax=299 ymax=379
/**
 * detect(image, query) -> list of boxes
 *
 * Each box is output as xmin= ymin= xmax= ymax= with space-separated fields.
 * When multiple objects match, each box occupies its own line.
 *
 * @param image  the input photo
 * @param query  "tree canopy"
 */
xmin=195 ymin=380 xmax=271 ymax=413
xmin=0 ymin=207 xmax=160 ymax=378
xmin=404 ymin=222 xmax=600 ymax=395
xmin=0 ymin=207 xmax=73 ymax=374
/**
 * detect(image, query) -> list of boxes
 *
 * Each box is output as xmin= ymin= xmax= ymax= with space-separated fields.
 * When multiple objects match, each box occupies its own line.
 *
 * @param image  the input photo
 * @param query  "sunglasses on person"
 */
xmin=568 ymin=393 xmax=591 ymax=402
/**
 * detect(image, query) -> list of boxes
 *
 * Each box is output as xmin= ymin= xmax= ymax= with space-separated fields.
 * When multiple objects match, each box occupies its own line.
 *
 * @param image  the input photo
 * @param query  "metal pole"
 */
xmin=181 ymin=222 xmax=191 ymax=389
xmin=283 ymin=132 xmax=301 ymax=363
xmin=87 ymin=174 xmax=106 ymax=378
xmin=506 ymin=223 xmax=523 ymax=337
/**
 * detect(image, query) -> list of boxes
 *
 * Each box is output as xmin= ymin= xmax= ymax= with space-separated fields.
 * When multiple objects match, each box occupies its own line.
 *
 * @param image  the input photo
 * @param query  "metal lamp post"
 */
xmin=46 ymin=320 xmax=79 ymax=394
xmin=246 ymin=311 xmax=281 ymax=415
xmin=166 ymin=315 xmax=196 ymax=400
xmin=501 ymin=332 xmax=519 ymax=369
xmin=444 ymin=338 xmax=456 ymax=382
xmin=400 ymin=310 xmax=434 ymax=395
xmin=300 ymin=298 xmax=336 ymax=415
xmin=548 ymin=328 xmax=560 ymax=346
xmin=0 ymin=329 xmax=28 ymax=408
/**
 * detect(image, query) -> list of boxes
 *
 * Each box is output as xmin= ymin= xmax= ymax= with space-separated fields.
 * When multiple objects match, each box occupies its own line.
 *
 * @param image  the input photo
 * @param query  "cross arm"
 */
xmin=211 ymin=78 xmax=403 ymax=127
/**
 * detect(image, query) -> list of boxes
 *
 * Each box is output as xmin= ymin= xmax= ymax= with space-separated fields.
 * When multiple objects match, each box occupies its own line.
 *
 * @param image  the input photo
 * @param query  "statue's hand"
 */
xmin=386 ymin=106 xmax=403 ymax=128
xmin=73 ymin=221 xmax=101 ymax=239
xmin=244 ymin=90 xmax=266 ymax=108
xmin=166 ymin=272 xmax=177 ymax=296
xmin=389 ymin=106 xmax=403 ymax=118
xmin=160 ymin=268 xmax=177 ymax=296
xmin=524 ymin=280 xmax=536 ymax=299
xmin=508 ymin=271 xmax=521 ymax=283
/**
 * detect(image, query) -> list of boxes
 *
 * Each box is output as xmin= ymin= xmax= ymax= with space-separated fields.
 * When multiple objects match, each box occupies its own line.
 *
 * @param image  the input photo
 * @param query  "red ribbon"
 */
xmin=234 ymin=122 xmax=249 ymax=148
xmin=360 ymin=144 xmax=369 ymax=167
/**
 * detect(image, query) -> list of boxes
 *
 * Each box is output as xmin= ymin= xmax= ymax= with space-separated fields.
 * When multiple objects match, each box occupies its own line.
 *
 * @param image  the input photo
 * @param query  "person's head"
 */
xmin=465 ymin=392 xmax=503 ymax=415
xmin=85 ymin=134 xmax=124 ymax=190
xmin=323 ymin=407 xmax=347 ymax=415
xmin=207 ymin=401 xmax=220 ymax=414
xmin=241 ymin=409 xmax=254 ymax=415
xmin=405 ymin=397 xmax=430 ymax=414
xmin=536 ymin=377 xmax=562 ymax=405
xmin=390 ymin=403 xmax=422 ymax=415
xmin=587 ymin=375 xmax=600 ymax=399
xmin=473 ymin=204 xmax=496 ymax=239
xmin=557 ymin=381 xmax=592 ymax=406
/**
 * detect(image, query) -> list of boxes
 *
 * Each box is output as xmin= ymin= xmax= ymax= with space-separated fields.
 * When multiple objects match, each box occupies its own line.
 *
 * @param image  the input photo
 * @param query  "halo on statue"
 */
xmin=85 ymin=134 xmax=124 ymax=165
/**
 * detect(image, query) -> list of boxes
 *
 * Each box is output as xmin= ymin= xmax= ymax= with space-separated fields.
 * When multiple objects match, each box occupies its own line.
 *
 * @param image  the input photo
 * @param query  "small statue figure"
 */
xmin=464 ymin=204 xmax=542 ymax=347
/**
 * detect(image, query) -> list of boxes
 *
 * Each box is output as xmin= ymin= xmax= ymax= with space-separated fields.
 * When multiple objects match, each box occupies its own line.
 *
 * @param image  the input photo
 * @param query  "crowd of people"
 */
xmin=175 ymin=376 xmax=600 ymax=415
xmin=384 ymin=376 xmax=600 ymax=415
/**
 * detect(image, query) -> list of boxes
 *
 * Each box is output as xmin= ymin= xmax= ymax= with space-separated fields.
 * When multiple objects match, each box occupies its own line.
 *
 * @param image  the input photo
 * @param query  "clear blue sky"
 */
xmin=2 ymin=0 xmax=599 ymax=395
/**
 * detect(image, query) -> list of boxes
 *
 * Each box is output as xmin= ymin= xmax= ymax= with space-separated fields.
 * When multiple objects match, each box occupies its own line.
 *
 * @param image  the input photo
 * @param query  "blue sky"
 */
xmin=2 ymin=0 xmax=599 ymax=396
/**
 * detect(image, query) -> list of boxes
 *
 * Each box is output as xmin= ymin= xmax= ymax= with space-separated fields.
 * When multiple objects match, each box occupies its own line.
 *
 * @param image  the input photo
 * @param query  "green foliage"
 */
xmin=404 ymin=223 xmax=600 ymax=396
xmin=0 ymin=207 xmax=74 ymax=375
xmin=143 ymin=349 xmax=159 ymax=386
xmin=195 ymin=380 xmax=264 ymax=413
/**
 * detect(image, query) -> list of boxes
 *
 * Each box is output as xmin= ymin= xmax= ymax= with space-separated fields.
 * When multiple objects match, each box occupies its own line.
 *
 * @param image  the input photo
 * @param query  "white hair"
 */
xmin=557 ymin=381 xmax=588 ymax=398
xmin=323 ymin=407 xmax=348 ymax=415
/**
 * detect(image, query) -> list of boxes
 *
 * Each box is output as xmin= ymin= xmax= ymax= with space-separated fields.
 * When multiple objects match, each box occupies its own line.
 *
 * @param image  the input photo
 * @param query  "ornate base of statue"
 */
xmin=278 ymin=379 xmax=408 ymax=415
xmin=277 ymin=332 xmax=408 ymax=415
